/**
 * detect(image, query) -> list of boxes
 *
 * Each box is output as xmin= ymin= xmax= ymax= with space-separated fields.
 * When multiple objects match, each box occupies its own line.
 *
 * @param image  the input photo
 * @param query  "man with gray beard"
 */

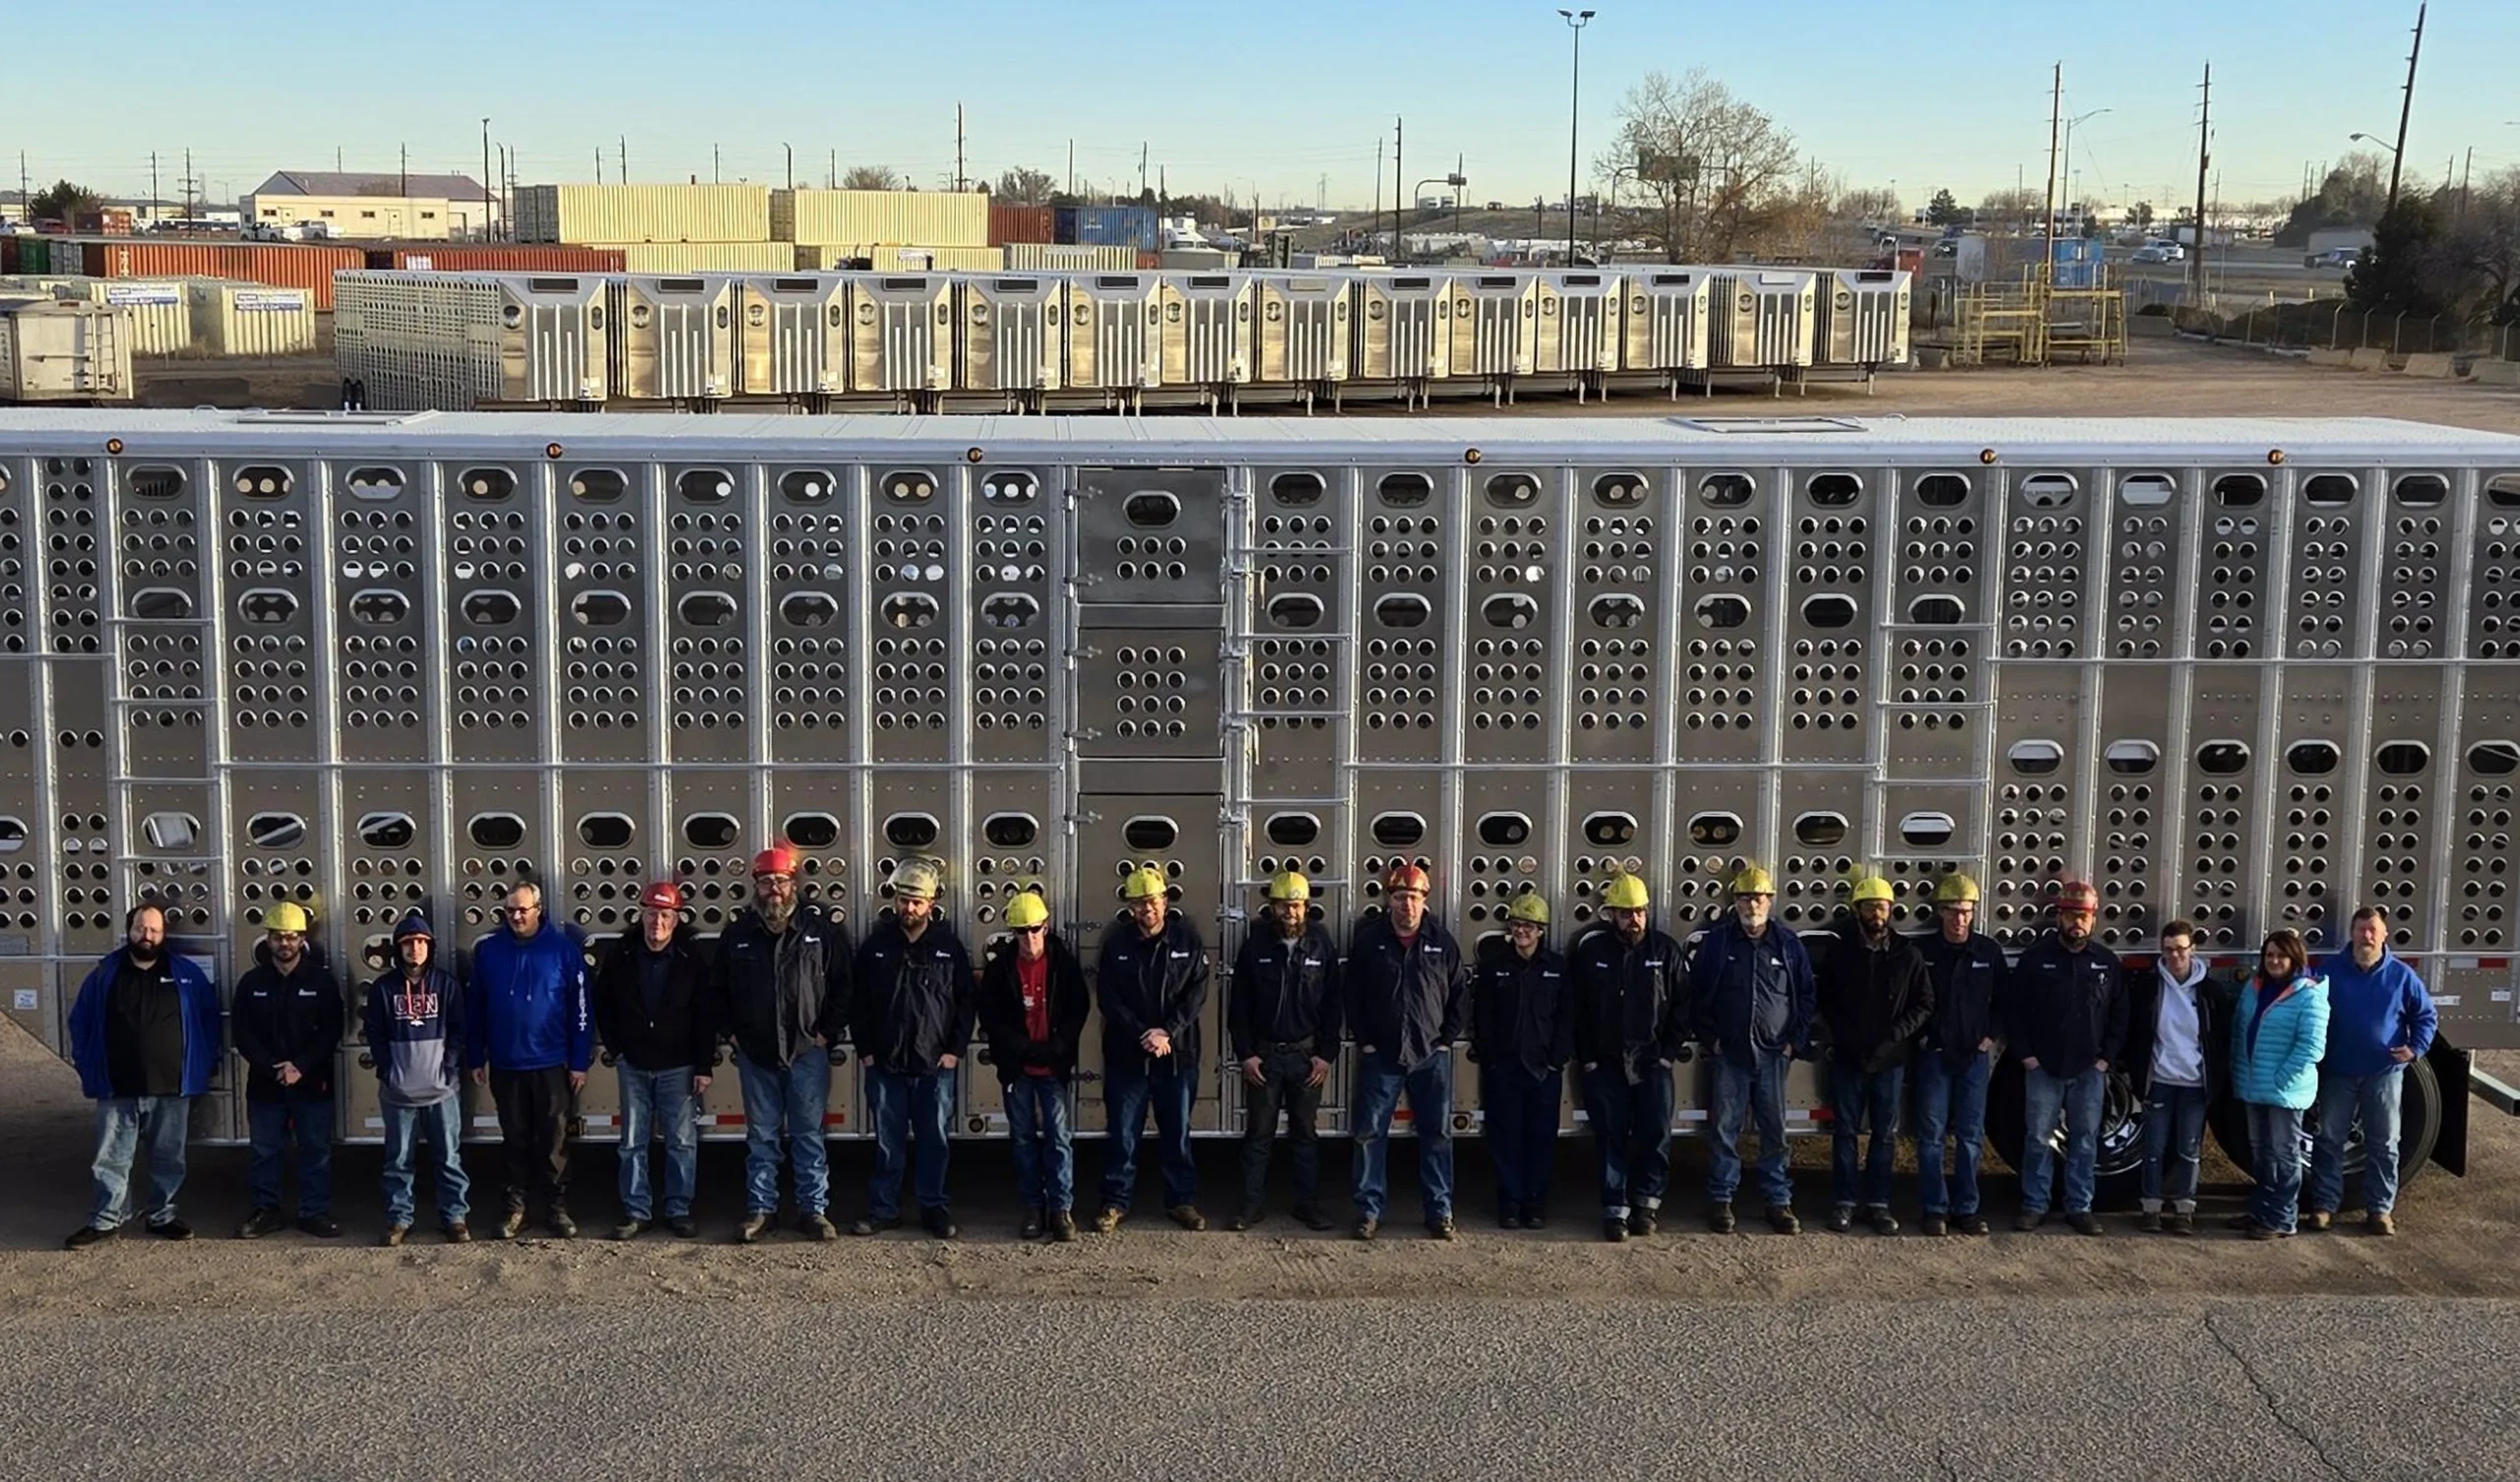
xmin=714 ymin=844 xmax=853 ymax=1243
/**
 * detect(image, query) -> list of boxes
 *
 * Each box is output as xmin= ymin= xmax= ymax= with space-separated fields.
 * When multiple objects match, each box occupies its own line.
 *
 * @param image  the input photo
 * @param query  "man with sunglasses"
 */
xmin=977 ymin=890 xmax=1090 ymax=1240
xmin=467 ymin=881 xmax=593 ymax=1240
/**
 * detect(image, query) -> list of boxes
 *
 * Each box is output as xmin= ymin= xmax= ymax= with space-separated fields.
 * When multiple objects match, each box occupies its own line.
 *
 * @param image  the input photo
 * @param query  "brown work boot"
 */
xmin=2366 ymin=1211 xmax=2397 ymax=1237
xmin=2301 ymin=1209 xmax=2333 ymax=1233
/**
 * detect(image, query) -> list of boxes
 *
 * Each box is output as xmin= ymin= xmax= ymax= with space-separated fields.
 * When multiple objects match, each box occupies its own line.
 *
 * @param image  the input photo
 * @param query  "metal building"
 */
xmin=3 ymin=411 xmax=2510 ymax=1179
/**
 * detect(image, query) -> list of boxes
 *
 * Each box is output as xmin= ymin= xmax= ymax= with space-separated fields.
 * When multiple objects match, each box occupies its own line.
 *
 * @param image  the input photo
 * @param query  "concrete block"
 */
xmin=2348 ymin=346 xmax=2392 ymax=372
xmin=2473 ymin=358 xmax=2520 ymax=387
xmin=2305 ymin=346 xmax=2355 ymax=368
xmin=2401 ymin=352 xmax=2458 ymax=379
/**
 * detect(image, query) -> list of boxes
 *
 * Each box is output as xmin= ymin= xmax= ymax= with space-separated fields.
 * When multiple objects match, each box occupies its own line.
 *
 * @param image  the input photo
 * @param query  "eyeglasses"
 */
xmin=1014 ymin=925 xmax=1046 ymax=936
xmin=504 ymin=905 xmax=540 ymax=917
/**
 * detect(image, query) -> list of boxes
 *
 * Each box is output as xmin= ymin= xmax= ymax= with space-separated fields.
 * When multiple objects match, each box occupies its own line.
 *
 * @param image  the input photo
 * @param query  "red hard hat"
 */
xmin=2055 ymin=880 xmax=2100 ymax=912
xmin=752 ymin=845 xmax=799 ymax=880
xmin=641 ymin=881 xmax=683 ymax=913
xmin=1385 ymin=862 xmax=1432 ymax=895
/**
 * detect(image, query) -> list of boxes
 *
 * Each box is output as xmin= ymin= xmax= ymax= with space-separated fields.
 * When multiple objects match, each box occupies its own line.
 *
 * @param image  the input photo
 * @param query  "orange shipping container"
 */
xmin=361 ymin=245 xmax=627 ymax=273
xmin=80 ymin=239 xmax=366 ymax=311
xmin=988 ymin=204 xmax=1054 ymax=245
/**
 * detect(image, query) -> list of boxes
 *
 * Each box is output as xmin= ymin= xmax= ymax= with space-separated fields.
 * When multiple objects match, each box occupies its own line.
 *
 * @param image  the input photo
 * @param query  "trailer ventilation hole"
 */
xmin=577 ymin=813 xmax=636 ymax=849
xmin=245 ymin=811 xmax=307 ymax=849
xmin=344 ymin=467 xmax=406 ymax=499
xmin=780 ymin=469 xmax=836 ymax=503
xmin=676 ymin=469 xmax=734 ymax=503
xmin=682 ymin=814 xmax=740 ymax=850
xmin=0 ymin=816 xmax=24 ymax=853
xmin=1263 ymin=813 xmax=1320 ymax=849
xmin=2007 ymin=740 xmax=2065 ymax=776
xmin=1898 ymin=812 xmax=1957 ymax=847
xmin=1123 ymin=817 xmax=1178 ymax=850
xmin=237 ymin=589 xmax=300 ymax=625
xmin=1794 ymin=812 xmax=1848 ymax=847
xmin=2196 ymin=741 xmax=2251 ymax=774
xmin=881 ymin=593 xmax=939 ymax=629
xmin=1699 ymin=472 xmax=1755 ymax=507
xmin=2119 ymin=473 xmax=2176 ymax=507
xmin=1267 ymin=594 xmax=1324 ymax=630
xmin=780 ymin=592 xmax=838 ymax=629
xmin=1271 ymin=472 xmax=1326 ymax=506
xmin=2104 ymin=740 xmax=2161 ymax=775
xmin=1593 ymin=472 xmax=1649 ymax=506
xmin=130 ymin=588 xmax=195 ymax=622
xmin=140 ymin=812 xmax=202 ymax=850
xmin=2488 ymin=475 xmax=2520 ymax=510
xmin=1590 ymin=594 xmax=1647 ymax=630
xmin=459 ymin=468 xmax=515 ymax=501
xmin=981 ymin=592 xmax=1041 ymax=629
xmin=884 ymin=814 xmax=940 ymax=850
xmin=2391 ymin=473 xmax=2448 ymax=507
xmin=355 ymin=812 xmax=414 ymax=850
xmin=1371 ymin=812 xmax=1425 ymax=848
xmin=2302 ymin=473 xmax=2358 ymax=506
xmin=1377 ymin=472 xmax=1433 ymax=507
xmin=783 ymin=812 xmax=840 ymax=849
xmin=882 ymin=471 xmax=937 ymax=503
xmin=468 ymin=813 xmax=526 ymax=850
xmin=2373 ymin=741 xmax=2430 ymax=775
xmin=1685 ymin=813 xmax=1737 ymax=848
xmin=2019 ymin=473 xmax=2078 ymax=509
xmin=1375 ymin=594 xmax=1431 ymax=629
xmin=129 ymin=466 xmax=187 ymax=500
xmin=1914 ymin=472 xmax=1971 ymax=507
xmin=349 ymin=590 xmax=410 ymax=626
xmin=984 ymin=813 xmax=1040 ymax=848
xmin=570 ymin=469 xmax=627 ymax=501
xmin=2286 ymin=741 xmax=2341 ymax=775
xmin=1807 ymin=472 xmax=1862 ymax=507
xmin=461 ymin=590 xmax=519 ymax=627
xmin=979 ymin=471 xmax=1037 ymax=504
xmin=1799 ymin=594 xmax=1858 ymax=629
xmin=570 ymin=591 xmax=630 ymax=628
xmin=232 ymin=465 xmax=291 ymax=499
xmin=1478 ymin=813 xmax=1533 ymax=847
xmin=1483 ymin=594 xmax=1540 ymax=630
xmin=1908 ymin=595 xmax=1966 ymax=625
xmin=2468 ymin=740 xmax=2520 ymax=776
xmin=1694 ymin=594 xmax=1750 ymax=630
xmin=1123 ymin=492 xmax=1180 ymax=528
xmin=2212 ymin=473 xmax=2267 ymax=507
xmin=1484 ymin=473 xmax=1543 ymax=509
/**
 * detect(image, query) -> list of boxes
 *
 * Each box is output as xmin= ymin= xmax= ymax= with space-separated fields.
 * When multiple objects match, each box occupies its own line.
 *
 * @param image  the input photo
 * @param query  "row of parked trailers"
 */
xmin=333 ymin=266 xmax=1912 ymax=414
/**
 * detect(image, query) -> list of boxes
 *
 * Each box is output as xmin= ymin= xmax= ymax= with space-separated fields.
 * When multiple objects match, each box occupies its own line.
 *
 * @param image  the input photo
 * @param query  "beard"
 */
xmin=761 ymin=897 xmax=796 ymax=932
xmin=128 ymin=943 xmax=161 ymax=966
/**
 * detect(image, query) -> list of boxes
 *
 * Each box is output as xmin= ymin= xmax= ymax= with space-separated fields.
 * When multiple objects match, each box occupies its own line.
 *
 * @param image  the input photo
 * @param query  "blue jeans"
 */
xmin=735 ymin=1049 xmax=831 ymax=1217
xmin=2020 ymin=1065 xmax=2106 ymax=1215
xmin=2307 ymin=1066 xmax=2405 ymax=1216
xmin=1708 ymin=1049 xmax=1793 ymax=1207
xmin=380 ymin=1097 xmax=471 ymax=1227
xmin=1913 ymin=1049 xmax=1991 ymax=1217
xmin=1352 ymin=1049 xmax=1456 ymax=1224
xmin=90 ymin=1095 xmax=193 ymax=1231
xmin=1580 ymin=1062 xmax=1675 ymax=1217
xmin=617 ymin=1065 xmax=698 ymax=1220
xmin=246 ymin=1096 xmax=335 ymax=1216
xmin=1829 ymin=1064 xmax=1903 ymax=1210
xmin=2139 ymin=1080 xmax=2211 ymax=1212
xmin=865 ymin=1065 xmax=955 ymax=1218
xmin=2246 ymin=1102 xmax=2307 ymax=1232
xmin=1006 ymin=1075 xmax=1075 ymax=1213
xmin=1101 ymin=1055 xmax=1198 ymax=1211
xmin=1482 ymin=1064 xmax=1563 ymax=1212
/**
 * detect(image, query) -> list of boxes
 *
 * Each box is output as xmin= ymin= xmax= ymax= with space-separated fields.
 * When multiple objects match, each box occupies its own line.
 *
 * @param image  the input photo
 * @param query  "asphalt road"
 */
xmin=5 ymin=1296 xmax=2515 ymax=1480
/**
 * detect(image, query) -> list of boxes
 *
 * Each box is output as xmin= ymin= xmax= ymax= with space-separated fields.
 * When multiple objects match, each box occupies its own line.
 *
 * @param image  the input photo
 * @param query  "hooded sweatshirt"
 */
xmin=2148 ymin=957 xmax=2211 ymax=1089
xmin=363 ymin=962 xmax=467 ymax=1107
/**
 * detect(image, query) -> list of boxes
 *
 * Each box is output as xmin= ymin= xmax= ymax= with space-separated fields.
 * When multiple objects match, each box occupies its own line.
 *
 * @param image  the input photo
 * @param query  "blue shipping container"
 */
xmin=1054 ymin=206 xmax=1159 ymax=253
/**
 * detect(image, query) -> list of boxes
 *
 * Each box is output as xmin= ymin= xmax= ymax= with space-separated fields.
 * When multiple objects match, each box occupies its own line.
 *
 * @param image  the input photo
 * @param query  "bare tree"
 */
xmin=1977 ymin=187 xmax=2045 ymax=235
xmin=1837 ymin=186 xmax=1902 ymax=225
xmin=991 ymin=166 xmax=1057 ymax=206
xmin=841 ymin=164 xmax=902 ymax=191
xmin=1593 ymin=68 xmax=1806 ymax=263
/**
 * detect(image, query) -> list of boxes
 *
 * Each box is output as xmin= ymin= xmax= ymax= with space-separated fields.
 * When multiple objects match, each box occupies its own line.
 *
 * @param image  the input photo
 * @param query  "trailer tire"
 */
xmin=2208 ymin=1058 xmax=2439 ymax=1204
xmin=1984 ymin=1059 xmax=2151 ymax=1211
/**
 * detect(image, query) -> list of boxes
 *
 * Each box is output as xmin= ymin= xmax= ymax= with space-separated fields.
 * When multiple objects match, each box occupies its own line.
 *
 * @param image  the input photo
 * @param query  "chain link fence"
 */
xmin=2140 ymin=285 xmax=2520 ymax=362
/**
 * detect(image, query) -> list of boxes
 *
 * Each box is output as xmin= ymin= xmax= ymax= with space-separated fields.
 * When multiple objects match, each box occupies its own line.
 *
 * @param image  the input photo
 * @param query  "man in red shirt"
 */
xmin=977 ymin=890 xmax=1090 ymax=1240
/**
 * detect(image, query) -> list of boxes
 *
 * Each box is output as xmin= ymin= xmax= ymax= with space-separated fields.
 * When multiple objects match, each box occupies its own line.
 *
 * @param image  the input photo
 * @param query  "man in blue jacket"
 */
xmin=1688 ymin=866 xmax=1815 ymax=1235
xmin=1345 ymin=862 xmax=1469 ymax=1242
xmin=363 ymin=911 xmax=472 ymax=1246
xmin=65 ymin=902 xmax=221 ymax=1248
xmin=466 ymin=881 xmax=593 ymax=1239
xmin=2304 ymin=905 xmax=2438 ymax=1236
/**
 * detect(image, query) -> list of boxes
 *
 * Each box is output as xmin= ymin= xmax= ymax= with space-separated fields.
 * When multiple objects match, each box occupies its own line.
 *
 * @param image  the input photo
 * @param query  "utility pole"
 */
xmin=2190 ymin=63 xmax=2211 ymax=299
xmin=619 ymin=136 xmax=628 ymax=184
xmin=151 ymin=153 xmax=160 ymax=218
xmin=1560 ymin=9 xmax=1594 ymax=265
xmin=829 ymin=149 xmax=836 ymax=190
xmin=184 ymin=148 xmax=197 ymax=219
xmin=2459 ymin=145 xmax=2473 ymax=224
xmin=713 ymin=144 xmax=722 ymax=185
xmin=1067 ymin=140 xmax=1074 ymax=198
xmin=1394 ymin=116 xmax=1404 ymax=261
xmin=2042 ymin=63 xmax=2060 ymax=287
xmin=1373 ymin=137 xmax=1383 ymax=249
xmin=1139 ymin=141 xmax=1148 ymax=201
xmin=480 ymin=120 xmax=493 ymax=242
xmin=956 ymin=104 xmax=967 ymax=193
xmin=2385 ymin=2 xmax=2424 ymax=213
xmin=400 ymin=143 xmax=409 ymax=200
xmin=784 ymin=143 xmax=793 ymax=191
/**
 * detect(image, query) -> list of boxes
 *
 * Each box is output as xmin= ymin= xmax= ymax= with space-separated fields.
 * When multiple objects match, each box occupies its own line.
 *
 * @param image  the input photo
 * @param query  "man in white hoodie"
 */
xmin=2124 ymin=919 xmax=2229 ymax=1235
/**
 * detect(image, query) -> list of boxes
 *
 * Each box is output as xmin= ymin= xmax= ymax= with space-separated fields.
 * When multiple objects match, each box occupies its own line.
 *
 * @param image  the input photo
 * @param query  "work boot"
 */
xmin=2139 ymin=1209 xmax=2164 ymax=1234
xmin=1921 ymin=1213 xmax=1948 ymax=1237
xmin=2068 ymin=1211 xmax=2104 ymax=1237
xmin=381 ymin=1224 xmax=410 ymax=1249
xmin=2225 ymin=1211 xmax=2261 ymax=1232
xmin=1867 ymin=1206 xmax=1900 ymax=1236
xmin=1020 ymin=1208 xmax=1045 ymax=1240
xmin=1522 ymin=1209 xmax=1548 ymax=1231
xmin=666 ymin=1216 xmax=698 ymax=1239
xmin=146 ymin=1218 xmax=193 ymax=1241
xmin=1353 ymin=1216 xmax=1379 ymax=1242
xmin=1765 ymin=1204 xmax=1801 ymax=1235
xmin=736 ymin=1212 xmax=773 ymax=1244
xmin=1228 ymin=1205 xmax=1264 ymax=1233
xmin=1826 ymin=1204 xmax=1855 ymax=1233
xmin=612 ymin=1216 xmax=649 ymax=1242
xmin=497 ymin=1207 xmax=529 ymax=1240
xmin=921 ymin=1208 xmax=960 ymax=1241
xmin=1092 ymin=1206 xmax=1126 ymax=1234
xmin=2013 ymin=1211 xmax=2044 ymax=1233
xmin=1707 ymin=1203 xmax=1737 ymax=1234
xmin=1955 ymin=1213 xmax=1990 ymax=1236
xmin=1048 ymin=1208 xmax=1078 ymax=1242
xmin=297 ymin=1214 xmax=342 ymax=1239
xmin=545 ymin=1208 xmax=578 ymax=1240
xmin=441 ymin=1221 xmax=472 ymax=1244
xmin=1166 ymin=1204 xmax=1207 ymax=1232
xmin=2169 ymin=1210 xmax=2196 ymax=1236
xmin=64 ymin=1225 xmax=117 ymax=1251
xmin=1294 ymin=1204 xmax=1337 ymax=1232
xmin=1426 ymin=1216 xmax=1458 ymax=1241
xmin=2366 ymin=1211 xmax=2397 ymax=1237
xmin=1602 ymin=1216 xmax=1628 ymax=1244
xmin=1495 ymin=1206 xmax=1521 ymax=1230
xmin=1627 ymin=1206 xmax=1660 ymax=1237
xmin=2301 ymin=1209 xmax=2333 ymax=1233
xmin=237 ymin=1206 xmax=287 ymax=1240
xmin=801 ymin=1213 xmax=840 ymax=1242
xmin=2245 ymin=1224 xmax=2293 ymax=1241
xmin=846 ymin=1215 xmax=896 ymax=1238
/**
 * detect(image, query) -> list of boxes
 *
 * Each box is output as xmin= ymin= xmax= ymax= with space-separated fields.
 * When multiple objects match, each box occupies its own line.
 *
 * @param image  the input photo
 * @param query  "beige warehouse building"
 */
xmin=245 ymin=170 xmax=491 ymax=239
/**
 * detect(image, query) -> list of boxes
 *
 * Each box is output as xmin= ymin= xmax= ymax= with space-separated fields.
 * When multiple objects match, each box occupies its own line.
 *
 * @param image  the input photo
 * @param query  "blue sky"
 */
xmin=11 ymin=0 xmax=2515 ymax=214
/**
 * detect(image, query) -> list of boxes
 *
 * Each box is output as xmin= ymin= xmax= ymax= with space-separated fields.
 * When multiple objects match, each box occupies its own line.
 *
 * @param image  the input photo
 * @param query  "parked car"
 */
xmin=2305 ymin=246 xmax=2361 ymax=270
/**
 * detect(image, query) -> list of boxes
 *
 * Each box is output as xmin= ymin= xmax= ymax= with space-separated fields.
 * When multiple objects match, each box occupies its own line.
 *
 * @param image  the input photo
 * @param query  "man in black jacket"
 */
xmin=850 ymin=859 xmax=976 ymax=1240
xmin=976 ymin=890 xmax=1090 ymax=1241
xmin=1345 ymin=862 xmax=1469 ymax=1242
xmin=1815 ymin=875 xmax=1934 ymax=1235
xmin=1914 ymin=872 xmax=2007 ymax=1236
xmin=1228 ymin=870 xmax=1341 ymax=1232
xmin=232 ymin=901 xmax=346 ymax=1239
xmin=593 ymin=882 xmax=715 ymax=1241
xmin=713 ymin=844 xmax=853 ymax=1244
xmin=1094 ymin=866 xmax=1213 ymax=1233
xmin=1570 ymin=870 xmax=1689 ymax=1242
xmin=2006 ymin=880 xmax=2128 ymax=1235
xmin=1474 ymin=892 xmax=1572 ymax=1231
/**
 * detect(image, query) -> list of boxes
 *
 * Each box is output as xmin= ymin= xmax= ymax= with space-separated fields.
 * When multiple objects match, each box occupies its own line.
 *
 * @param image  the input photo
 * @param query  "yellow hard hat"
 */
xmin=1123 ymin=866 xmax=1168 ymax=901
xmin=1934 ymin=872 xmax=1982 ymax=904
xmin=1730 ymin=864 xmax=1776 ymax=896
xmin=893 ymin=860 xmax=942 ymax=900
xmin=1506 ymin=892 xmax=1551 ymax=926
xmin=1004 ymin=891 xmax=1049 ymax=930
xmin=1603 ymin=871 xmax=1651 ymax=910
xmin=1267 ymin=870 xmax=1310 ymax=902
xmin=1850 ymin=874 xmax=1895 ymax=905
xmin=265 ymin=901 xmax=311 ymax=934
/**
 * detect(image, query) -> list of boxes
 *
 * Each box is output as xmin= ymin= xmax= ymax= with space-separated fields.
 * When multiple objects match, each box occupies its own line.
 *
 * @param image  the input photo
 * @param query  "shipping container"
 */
xmin=732 ymin=275 xmax=849 ymax=396
xmin=362 ymin=245 xmax=627 ymax=274
xmin=0 ymin=297 xmax=131 ymax=401
xmin=1249 ymin=274 xmax=1350 ymax=385
xmin=1000 ymin=243 xmax=1137 ymax=272
xmin=988 ymin=203 xmax=1054 ymax=246
xmin=1059 ymin=273 xmax=1165 ymax=395
xmin=186 ymin=279 xmax=318 ymax=356
xmin=1349 ymin=271 xmax=1451 ymax=384
xmin=332 ymin=270 xmax=606 ymax=408
xmin=513 ymin=184 xmax=771 ymax=245
xmin=1531 ymin=270 xmax=1622 ymax=376
xmin=845 ymin=274 xmax=954 ymax=395
xmin=1812 ymin=268 xmax=1911 ymax=368
xmin=1618 ymin=269 xmax=1710 ymax=372
xmin=793 ymin=244 xmax=1006 ymax=272
xmin=605 ymin=275 xmax=739 ymax=400
xmin=1157 ymin=273 xmax=1253 ymax=386
xmin=589 ymin=241 xmax=795 ymax=274
xmin=1445 ymin=273 xmax=1539 ymax=379
xmin=79 ymin=239 xmax=364 ymax=311
xmin=1159 ymin=247 xmax=1232 ymax=271
xmin=772 ymin=189 xmax=986 ymax=248
xmin=1055 ymin=206 xmax=1159 ymax=253
xmin=46 ymin=278 xmax=194 ymax=355
xmin=1706 ymin=269 xmax=1817 ymax=368
xmin=73 ymin=210 xmax=135 ymax=235
xmin=953 ymin=276 xmax=1063 ymax=397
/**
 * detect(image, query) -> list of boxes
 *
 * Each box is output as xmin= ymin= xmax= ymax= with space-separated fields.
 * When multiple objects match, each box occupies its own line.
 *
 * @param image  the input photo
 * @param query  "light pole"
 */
xmin=1412 ymin=172 xmax=1468 ymax=257
xmin=2349 ymin=130 xmax=2403 ymax=163
xmin=2063 ymin=108 xmax=2109 ymax=231
xmin=1558 ymin=9 xmax=1594 ymax=265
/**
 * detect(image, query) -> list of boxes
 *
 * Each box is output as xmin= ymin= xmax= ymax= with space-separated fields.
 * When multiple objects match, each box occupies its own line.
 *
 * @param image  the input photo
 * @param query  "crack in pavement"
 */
xmin=2202 ymin=1309 xmax=2347 ymax=1481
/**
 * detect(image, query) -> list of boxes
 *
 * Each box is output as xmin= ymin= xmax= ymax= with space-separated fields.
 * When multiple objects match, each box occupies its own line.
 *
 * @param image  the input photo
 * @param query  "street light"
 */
xmin=1411 ymin=172 xmax=1468 ymax=258
xmin=2349 ymin=131 xmax=2403 ymax=160
xmin=1559 ymin=9 xmax=1594 ymax=265
xmin=2063 ymin=108 xmax=2109 ymax=216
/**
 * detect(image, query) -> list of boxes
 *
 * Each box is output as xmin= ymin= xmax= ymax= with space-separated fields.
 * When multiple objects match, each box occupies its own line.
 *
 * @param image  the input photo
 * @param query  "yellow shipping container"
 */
xmin=1001 ymin=243 xmax=1138 ymax=272
xmin=52 ymin=278 xmax=196 ymax=355
xmin=515 ymin=184 xmax=772 ymax=244
xmin=791 ymin=244 xmax=1006 ymax=272
xmin=594 ymin=242 xmax=799 ymax=273
xmin=771 ymin=190 xmax=987 ymax=248
xmin=186 ymin=279 xmax=318 ymax=357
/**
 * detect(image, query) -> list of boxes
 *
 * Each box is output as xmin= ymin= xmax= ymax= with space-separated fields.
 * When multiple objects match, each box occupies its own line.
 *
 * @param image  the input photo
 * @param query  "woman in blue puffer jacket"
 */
xmin=2231 ymin=928 xmax=2330 ymax=1239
